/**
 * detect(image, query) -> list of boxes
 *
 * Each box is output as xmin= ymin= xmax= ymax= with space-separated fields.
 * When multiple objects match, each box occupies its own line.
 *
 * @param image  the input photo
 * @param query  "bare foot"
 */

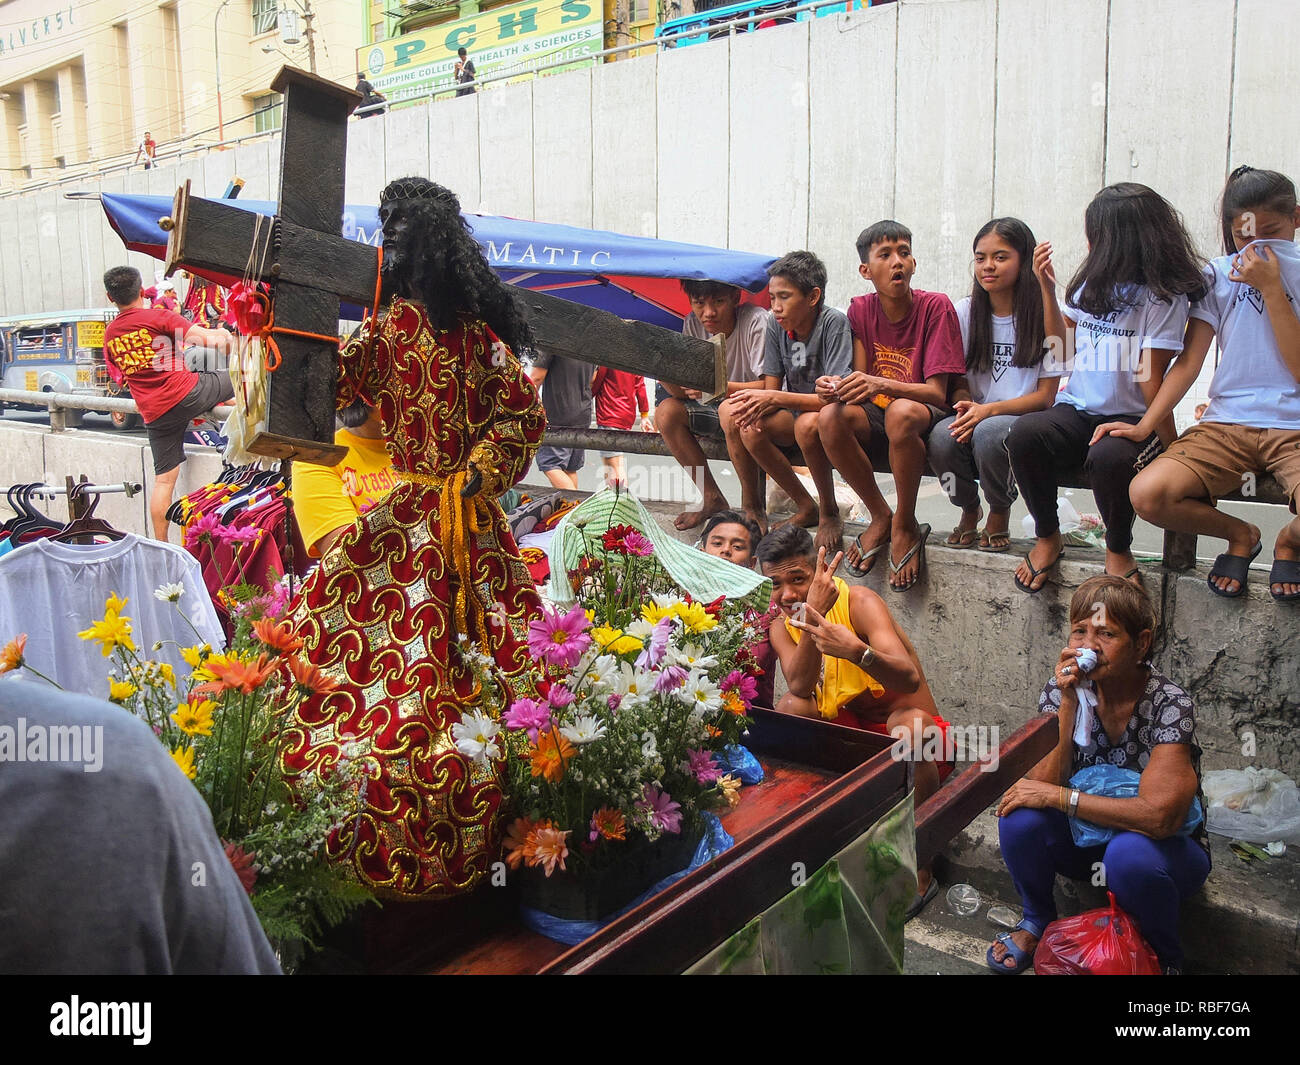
xmin=989 ymin=927 xmax=1039 ymax=970
xmin=774 ymin=501 xmax=819 ymax=530
xmin=1015 ymin=534 xmax=1064 ymax=592
xmin=845 ymin=517 xmax=891 ymax=574
xmin=814 ymin=510 xmax=844 ymax=555
xmin=1271 ymin=519 xmax=1300 ymax=598
xmin=743 ymin=507 xmax=769 ymax=538
xmin=675 ymin=495 xmax=728 ymax=532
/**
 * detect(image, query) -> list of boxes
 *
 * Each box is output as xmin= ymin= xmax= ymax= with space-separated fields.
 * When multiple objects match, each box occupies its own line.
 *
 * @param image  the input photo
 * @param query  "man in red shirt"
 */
xmin=102 ymin=266 xmax=235 ymax=542
xmin=591 ymin=366 xmax=651 ymax=487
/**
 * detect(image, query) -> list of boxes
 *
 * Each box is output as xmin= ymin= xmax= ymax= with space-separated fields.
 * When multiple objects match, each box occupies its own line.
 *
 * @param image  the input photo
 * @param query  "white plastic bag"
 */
xmin=1203 ymin=767 xmax=1300 ymax=845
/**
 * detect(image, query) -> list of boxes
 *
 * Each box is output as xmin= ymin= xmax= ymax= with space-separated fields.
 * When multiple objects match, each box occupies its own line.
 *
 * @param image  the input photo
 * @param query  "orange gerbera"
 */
xmin=0 ymin=633 xmax=26 ymax=674
xmin=528 ymin=825 xmax=571 ymax=877
xmin=206 ymin=652 xmax=279 ymax=695
xmin=503 ymin=816 xmax=539 ymax=870
xmin=252 ymin=616 xmax=303 ymax=657
xmin=529 ymin=730 xmax=576 ymax=782
xmin=286 ymin=655 xmax=339 ymax=696
xmin=589 ymin=806 xmax=627 ymax=842
xmin=722 ymin=690 xmax=747 ymax=717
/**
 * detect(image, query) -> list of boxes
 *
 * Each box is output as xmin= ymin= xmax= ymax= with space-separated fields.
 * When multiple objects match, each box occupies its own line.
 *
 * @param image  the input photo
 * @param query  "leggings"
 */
xmin=1006 ymin=403 xmax=1163 ymax=554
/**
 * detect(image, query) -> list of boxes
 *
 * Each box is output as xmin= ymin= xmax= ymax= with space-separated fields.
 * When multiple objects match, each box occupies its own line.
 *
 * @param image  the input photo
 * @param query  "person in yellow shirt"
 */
xmin=293 ymin=400 xmax=396 ymax=558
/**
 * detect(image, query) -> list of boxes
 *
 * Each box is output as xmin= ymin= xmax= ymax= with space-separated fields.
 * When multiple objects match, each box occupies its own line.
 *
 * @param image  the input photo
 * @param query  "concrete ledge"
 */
xmin=938 ymin=806 xmax=1300 ymax=976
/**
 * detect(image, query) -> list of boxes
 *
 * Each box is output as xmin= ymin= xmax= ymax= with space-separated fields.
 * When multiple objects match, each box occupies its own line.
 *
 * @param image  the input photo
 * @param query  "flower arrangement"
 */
xmin=456 ymin=522 xmax=768 ymax=889
xmin=2 ymin=579 xmax=372 ymax=967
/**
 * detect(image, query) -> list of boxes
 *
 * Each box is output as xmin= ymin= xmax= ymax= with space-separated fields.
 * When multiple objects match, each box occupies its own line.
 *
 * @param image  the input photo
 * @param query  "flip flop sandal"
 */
xmin=1206 ymin=540 xmax=1263 ymax=598
xmin=1268 ymin=558 xmax=1300 ymax=602
xmin=978 ymin=529 xmax=1011 ymax=553
xmin=1013 ymin=548 xmax=1064 ymax=594
xmin=904 ymin=877 xmax=939 ymax=923
xmin=889 ymin=523 xmax=931 ymax=592
xmin=944 ymin=528 xmax=980 ymax=549
xmin=986 ymin=920 xmax=1042 ymax=975
xmin=845 ymin=530 xmax=890 ymax=577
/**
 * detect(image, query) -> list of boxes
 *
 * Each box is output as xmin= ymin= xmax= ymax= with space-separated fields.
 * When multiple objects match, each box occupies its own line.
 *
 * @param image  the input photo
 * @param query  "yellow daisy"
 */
xmin=171 ymin=699 xmax=216 ymax=737
xmin=170 ymin=745 xmax=196 ymax=780
xmin=108 ymin=680 xmax=137 ymax=703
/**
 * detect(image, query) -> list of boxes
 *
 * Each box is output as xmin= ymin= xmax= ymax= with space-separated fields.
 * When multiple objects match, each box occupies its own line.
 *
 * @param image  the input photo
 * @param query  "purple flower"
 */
xmin=653 ymin=664 xmax=688 ymax=693
xmin=721 ymin=669 xmax=759 ymax=709
xmin=527 ymin=604 xmax=592 ymax=669
xmin=685 ymin=747 xmax=722 ymax=784
xmin=622 ymin=530 xmax=654 ymax=557
xmin=636 ymin=784 xmax=682 ymax=835
xmin=635 ymin=617 xmax=675 ymax=671
xmin=607 ymin=693 xmax=623 ymax=712
xmin=503 ymin=697 xmax=551 ymax=741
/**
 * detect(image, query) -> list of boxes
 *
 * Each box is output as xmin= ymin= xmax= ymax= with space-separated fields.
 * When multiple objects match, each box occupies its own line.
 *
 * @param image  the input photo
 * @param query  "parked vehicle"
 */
xmin=0 ymin=310 xmax=142 ymax=429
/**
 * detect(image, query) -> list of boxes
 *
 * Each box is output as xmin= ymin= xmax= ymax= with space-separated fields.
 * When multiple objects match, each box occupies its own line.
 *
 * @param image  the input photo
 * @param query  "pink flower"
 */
xmin=527 ymin=603 xmax=592 ymax=669
xmin=721 ymin=669 xmax=759 ymax=709
xmin=216 ymin=524 xmax=261 ymax=545
xmin=636 ymin=784 xmax=682 ymax=835
xmin=529 ymin=826 xmax=571 ymax=877
xmin=653 ymin=664 xmax=688 ymax=693
xmin=607 ymin=693 xmax=622 ymax=712
xmin=622 ymin=529 xmax=654 ymax=557
xmin=184 ymin=511 xmax=222 ymax=550
xmin=503 ymin=697 xmax=551 ymax=741
xmin=547 ymin=683 xmax=576 ymax=710
xmin=685 ymin=747 xmax=722 ymax=784
xmin=635 ymin=617 xmax=675 ymax=671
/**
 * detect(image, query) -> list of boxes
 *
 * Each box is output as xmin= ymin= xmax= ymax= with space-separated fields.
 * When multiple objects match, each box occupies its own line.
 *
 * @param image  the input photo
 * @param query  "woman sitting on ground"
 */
xmin=990 ymin=575 xmax=1210 ymax=974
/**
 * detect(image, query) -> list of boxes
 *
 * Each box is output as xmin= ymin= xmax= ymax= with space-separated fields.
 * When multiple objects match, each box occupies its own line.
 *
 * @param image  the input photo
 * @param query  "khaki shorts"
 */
xmin=1157 ymin=421 xmax=1300 ymax=511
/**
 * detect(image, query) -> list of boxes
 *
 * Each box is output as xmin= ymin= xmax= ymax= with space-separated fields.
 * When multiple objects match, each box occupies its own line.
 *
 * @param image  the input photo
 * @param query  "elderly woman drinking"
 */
xmin=989 ymin=575 xmax=1210 ymax=975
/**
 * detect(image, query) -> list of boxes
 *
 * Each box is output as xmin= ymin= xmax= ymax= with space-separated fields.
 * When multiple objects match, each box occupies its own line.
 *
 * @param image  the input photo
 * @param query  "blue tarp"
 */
xmin=99 ymin=193 xmax=776 ymax=330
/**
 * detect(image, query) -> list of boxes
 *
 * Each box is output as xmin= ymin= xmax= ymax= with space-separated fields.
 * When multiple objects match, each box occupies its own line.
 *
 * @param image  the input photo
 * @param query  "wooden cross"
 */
xmin=159 ymin=66 xmax=725 ymax=466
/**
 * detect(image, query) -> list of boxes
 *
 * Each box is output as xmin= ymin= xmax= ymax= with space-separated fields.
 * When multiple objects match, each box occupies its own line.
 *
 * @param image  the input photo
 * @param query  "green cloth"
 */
xmin=685 ymin=790 xmax=917 ymax=975
xmin=545 ymin=488 xmax=771 ymax=611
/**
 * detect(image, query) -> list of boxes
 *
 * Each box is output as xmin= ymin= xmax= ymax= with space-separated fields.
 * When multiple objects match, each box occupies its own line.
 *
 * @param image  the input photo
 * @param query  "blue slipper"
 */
xmin=986 ymin=921 xmax=1041 ymax=975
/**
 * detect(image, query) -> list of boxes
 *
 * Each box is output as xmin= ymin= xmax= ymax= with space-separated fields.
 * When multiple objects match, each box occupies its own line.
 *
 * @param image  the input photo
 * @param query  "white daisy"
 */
xmin=608 ymin=661 xmax=654 ymax=707
xmin=153 ymin=582 xmax=186 ymax=603
xmin=560 ymin=714 xmax=607 ymax=746
xmin=671 ymin=642 xmax=719 ymax=672
xmin=678 ymin=669 xmax=723 ymax=715
xmin=451 ymin=710 xmax=502 ymax=765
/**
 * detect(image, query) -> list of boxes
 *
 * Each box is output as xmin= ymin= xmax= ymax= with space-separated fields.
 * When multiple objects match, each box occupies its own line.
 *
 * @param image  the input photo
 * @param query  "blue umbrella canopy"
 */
xmin=99 ymin=193 xmax=775 ymax=330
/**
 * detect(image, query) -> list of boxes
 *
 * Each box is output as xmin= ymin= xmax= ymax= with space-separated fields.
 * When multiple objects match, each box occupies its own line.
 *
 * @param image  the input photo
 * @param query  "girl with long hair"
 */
xmin=1006 ymin=184 xmax=1205 ymax=592
xmin=1097 ymin=166 xmax=1300 ymax=600
xmin=928 ymin=218 xmax=1059 ymax=552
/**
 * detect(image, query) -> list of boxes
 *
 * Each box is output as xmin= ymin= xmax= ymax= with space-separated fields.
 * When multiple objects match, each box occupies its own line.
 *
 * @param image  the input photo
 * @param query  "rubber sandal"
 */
xmin=1014 ymin=547 xmax=1063 ymax=594
xmin=1122 ymin=566 xmax=1144 ymax=589
xmin=944 ymin=527 xmax=980 ymax=549
xmin=978 ymin=528 xmax=1011 ymax=553
xmin=845 ymin=529 xmax=890 ymax=577
xmin=889 ymin=523 xmax=931 ymax=592
xmin=1206 ymin=540 xmax=1263 ymax=598
xmin=986 ymin=921 xmax=1041 ymax=975
xmin=905 ymin=877 xmax=939 ymax=923
xmin=1268 ymin=558 xmax=1300 ymax=602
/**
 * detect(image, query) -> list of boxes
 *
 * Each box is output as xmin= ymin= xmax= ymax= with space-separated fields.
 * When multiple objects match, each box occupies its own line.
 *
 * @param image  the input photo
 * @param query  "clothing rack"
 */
xmin=2 ymin=478 xmax=142 ymax=525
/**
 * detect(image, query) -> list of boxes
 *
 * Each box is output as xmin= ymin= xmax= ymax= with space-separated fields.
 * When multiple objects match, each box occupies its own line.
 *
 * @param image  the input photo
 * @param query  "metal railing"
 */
xmin=0 ymin=387 xmax=232 ymax=431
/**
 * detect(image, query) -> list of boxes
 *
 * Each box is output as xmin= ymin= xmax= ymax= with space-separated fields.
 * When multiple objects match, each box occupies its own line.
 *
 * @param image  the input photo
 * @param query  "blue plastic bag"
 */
xmin=715 ymin=744 xmax=764 ymax=785
xmin=519 ymin=812 xmax=735 ymax=945
xmin=1068 ymin=764 xmax=1203 ymax=847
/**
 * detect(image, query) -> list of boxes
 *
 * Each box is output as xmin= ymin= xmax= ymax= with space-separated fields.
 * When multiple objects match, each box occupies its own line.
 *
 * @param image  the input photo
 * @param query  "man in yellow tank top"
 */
xmin=760 ymin=524 xmax=952 ymax=916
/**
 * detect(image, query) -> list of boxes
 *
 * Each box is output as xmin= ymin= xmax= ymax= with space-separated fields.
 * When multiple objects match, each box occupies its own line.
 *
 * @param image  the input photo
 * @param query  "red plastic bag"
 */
xmin=1033 ymin=893 xmax=1161 ymax=975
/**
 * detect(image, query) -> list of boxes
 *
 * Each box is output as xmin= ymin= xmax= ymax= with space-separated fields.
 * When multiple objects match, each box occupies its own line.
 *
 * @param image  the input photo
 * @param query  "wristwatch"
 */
xmin=1068 ymin=788 xmax=1081 ymax=819
xmin=858 ymin=644 xmax=876 ymax=672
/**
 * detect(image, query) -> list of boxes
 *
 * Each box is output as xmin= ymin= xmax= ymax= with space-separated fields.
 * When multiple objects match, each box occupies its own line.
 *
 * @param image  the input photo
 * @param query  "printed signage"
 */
xmin=358 ymin=0 xmax=601 ymax=103
xmin=75 ymin=321 xmax=105 ymax=348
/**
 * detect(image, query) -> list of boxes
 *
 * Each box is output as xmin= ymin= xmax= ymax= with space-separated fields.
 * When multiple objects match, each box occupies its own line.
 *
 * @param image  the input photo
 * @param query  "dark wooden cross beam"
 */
xmin=160 ymin=66 xmax=725 ymax=466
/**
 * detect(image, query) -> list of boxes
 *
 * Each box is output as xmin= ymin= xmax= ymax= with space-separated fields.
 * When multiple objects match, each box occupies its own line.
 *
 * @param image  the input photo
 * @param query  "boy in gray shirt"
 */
xmin=721 ymin=250 xmax=852 ymax=550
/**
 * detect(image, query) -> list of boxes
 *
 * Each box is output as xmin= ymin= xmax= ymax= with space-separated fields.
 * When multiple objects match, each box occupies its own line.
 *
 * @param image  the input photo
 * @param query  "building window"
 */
xmin=253 ymin=92 xmax=282 ymax=133
xmin=252 ymin=0 xmax=279 ymax=36
xmin=630 ymin=0 xmax=652 ymax=20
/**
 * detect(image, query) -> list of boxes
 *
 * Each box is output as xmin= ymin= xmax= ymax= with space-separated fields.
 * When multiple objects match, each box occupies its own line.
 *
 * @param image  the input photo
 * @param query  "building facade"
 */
xmin=0 ymin=0 xmax=366 ymax=193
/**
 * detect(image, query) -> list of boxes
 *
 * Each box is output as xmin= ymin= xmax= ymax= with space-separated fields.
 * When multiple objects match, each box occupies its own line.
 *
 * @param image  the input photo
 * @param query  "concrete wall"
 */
xmin=2 ymin=0 xmax=1290 ymax=318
